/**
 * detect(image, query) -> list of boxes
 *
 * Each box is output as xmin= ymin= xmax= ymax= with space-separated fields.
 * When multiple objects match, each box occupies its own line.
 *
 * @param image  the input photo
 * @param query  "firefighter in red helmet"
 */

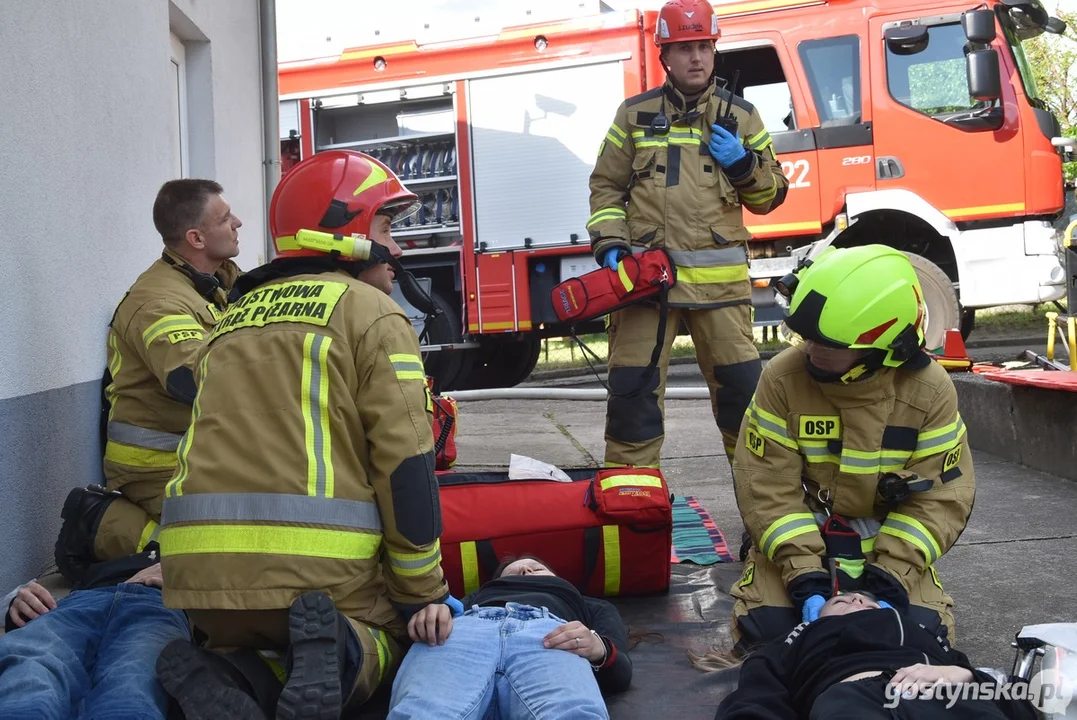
xmin=155 ymin=150 xmax=454 ymax=719
xmin=587 ymin=0 xmax=789 ymax=487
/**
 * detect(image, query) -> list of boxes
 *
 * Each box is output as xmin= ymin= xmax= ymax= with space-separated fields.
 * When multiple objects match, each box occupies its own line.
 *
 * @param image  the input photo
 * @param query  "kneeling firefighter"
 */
xmin=155 ymin=150 xmax=456 ymax=720
xmin=587 ymin=0 xmax=789 ymax=471
xmin=730 ymin=244 xmax=974 ymax=653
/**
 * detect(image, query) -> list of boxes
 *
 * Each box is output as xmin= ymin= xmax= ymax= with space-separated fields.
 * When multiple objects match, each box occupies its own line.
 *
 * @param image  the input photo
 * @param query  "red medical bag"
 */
xmin=437 ymin=467 xmax=673 ymax=598
xmin=550 ymin=248 xmax=675 ymax=324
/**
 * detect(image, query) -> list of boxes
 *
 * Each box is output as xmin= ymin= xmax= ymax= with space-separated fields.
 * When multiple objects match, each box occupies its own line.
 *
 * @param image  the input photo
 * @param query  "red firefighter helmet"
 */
xmin=270 ymin=150 xmax=419 ymax=258
xmin=654 ymin=0 xmax=720 ymax=46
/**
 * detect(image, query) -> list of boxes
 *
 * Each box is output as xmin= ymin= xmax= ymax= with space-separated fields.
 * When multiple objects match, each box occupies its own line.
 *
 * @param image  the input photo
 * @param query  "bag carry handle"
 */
xmin=580 ymin=526 xmax=603 ymax=594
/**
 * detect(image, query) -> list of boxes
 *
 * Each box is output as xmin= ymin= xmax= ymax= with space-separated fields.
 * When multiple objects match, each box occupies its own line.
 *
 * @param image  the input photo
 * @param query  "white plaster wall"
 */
xmin=0 ymin=0 xmax=267 ymax=401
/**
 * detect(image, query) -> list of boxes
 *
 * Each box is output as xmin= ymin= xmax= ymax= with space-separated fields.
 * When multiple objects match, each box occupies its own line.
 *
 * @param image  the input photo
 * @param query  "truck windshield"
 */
xmin=1001 ymin=12 xmax=1042 ymax=105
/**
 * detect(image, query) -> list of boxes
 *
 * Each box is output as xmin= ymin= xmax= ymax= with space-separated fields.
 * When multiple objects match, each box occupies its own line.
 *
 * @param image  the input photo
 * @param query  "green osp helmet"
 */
xmin=782 ymin=244 xmax=926 ymax=368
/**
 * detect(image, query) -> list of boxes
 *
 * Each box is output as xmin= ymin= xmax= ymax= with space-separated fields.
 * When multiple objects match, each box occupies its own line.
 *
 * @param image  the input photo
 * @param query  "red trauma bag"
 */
xmin=427 ymin=376 xmax=458 ymax=470
xmin=437 ymin=467 xmax=672 ymax=598
xmin=550 ymin=248 xmax=675 ymax=324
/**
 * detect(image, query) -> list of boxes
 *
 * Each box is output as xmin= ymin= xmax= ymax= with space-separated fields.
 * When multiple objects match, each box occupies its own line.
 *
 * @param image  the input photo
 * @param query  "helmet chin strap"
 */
xmin=806 ymin=350 xmax=886 ymax=385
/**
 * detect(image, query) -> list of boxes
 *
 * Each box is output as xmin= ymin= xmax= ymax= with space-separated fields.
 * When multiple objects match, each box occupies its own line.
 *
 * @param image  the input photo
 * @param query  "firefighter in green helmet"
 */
xmin=730 ymin=244 xmax=974 ymax=653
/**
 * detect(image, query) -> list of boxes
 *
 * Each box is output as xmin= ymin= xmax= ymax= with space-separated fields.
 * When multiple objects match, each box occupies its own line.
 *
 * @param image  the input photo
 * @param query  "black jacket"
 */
xmin=716 ymin=608 xmax=1038 ymax=719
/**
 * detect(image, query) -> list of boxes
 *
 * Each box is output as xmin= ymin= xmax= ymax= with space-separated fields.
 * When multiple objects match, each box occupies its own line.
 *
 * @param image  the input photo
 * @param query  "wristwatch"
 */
xmin=589 ymin=630 xmax=608 ymax=671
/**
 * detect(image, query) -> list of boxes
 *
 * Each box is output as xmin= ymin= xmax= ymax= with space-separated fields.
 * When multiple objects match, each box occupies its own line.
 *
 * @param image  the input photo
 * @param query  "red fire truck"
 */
xmin=278 ymin=0 xmax=1073 ymax=389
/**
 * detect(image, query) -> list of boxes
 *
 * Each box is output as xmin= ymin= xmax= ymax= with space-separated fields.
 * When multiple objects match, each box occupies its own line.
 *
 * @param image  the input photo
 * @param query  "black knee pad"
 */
xmin=606 ymin=366 xmax=663 ymax=443
xmin=713 ymin=359 xmax=762 ymax=434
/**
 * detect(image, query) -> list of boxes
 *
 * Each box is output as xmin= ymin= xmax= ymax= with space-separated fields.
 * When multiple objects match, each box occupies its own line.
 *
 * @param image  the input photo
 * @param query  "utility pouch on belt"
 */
xmin=550 ymin=248 xmax=676 ymax=325
xmin=437 ymin=466 xmax=672 ymax=599
xmin=821 ymin=514 xmax=866 ymax=594
xmin=550 ymin=248 xmax=676 ymax=399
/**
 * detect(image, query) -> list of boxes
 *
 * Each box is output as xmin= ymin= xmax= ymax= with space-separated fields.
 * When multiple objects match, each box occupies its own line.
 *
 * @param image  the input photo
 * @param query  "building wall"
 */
xmin=0 ymin=0 xmax=267 ymax=591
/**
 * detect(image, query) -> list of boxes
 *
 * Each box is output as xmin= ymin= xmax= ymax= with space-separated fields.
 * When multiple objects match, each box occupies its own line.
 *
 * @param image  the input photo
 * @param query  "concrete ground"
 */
xmin=451 ymin=362 xmax=1077 ymax=673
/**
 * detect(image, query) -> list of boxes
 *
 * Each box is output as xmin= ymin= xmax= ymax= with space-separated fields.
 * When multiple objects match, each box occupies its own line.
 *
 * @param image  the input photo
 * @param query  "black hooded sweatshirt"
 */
xmin=716 ymin=607 xmax=1038 ymax=719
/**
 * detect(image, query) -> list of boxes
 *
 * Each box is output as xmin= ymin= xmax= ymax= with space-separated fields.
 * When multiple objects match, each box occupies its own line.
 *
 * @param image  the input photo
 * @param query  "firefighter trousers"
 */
xmin=604 ymin=302 xmax=760 ymax=468
xmin=187 ymin=607 xmax=404 ymax=711
xmin=93 ymin=479 xmax=163 ymax=561
xmin=729 ymin=549 xmax=956 ymax=653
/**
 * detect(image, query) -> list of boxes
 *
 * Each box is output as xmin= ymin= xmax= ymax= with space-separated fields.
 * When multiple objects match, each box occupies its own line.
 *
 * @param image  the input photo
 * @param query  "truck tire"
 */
xmin=422 ymin=290 xmax=471 ymax=391
xmin=905 ymin=253 xmax=961 ymax=352
xmin=461 ymin=338 xmax=541 ymax=389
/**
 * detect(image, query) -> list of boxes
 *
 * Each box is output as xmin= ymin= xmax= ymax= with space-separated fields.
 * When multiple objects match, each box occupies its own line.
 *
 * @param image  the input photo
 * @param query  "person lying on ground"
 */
xmin=387 ymin=555 xmax=632 ymax=719
xmin=0 ymin=549 xmax=190 ymax=719
xmin=705 ymin=592 xmax=1036 ymax=719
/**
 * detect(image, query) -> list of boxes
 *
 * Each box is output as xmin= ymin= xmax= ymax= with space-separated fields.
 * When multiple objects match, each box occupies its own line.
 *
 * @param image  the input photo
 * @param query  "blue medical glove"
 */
xmin=877 ymin=600 xmax=893 ymax=610
xmin=602 ymin=247 xmax=627 ymax=271
xmin=444 ymin=595 xmax=464 ymax=617
xmin=802 ymin=594 xmax=826 ymax=624
xmin=709 ymin=124 xmax=748 ymax=169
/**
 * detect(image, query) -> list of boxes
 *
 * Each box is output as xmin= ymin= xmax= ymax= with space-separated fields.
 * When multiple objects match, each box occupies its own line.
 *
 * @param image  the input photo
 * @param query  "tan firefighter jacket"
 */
xmin=733 ymin=347 xmax=974 ymax=595
xmin=588 ymin=78 xmax=788 ymax=308
xmin=159 ymin=268 xmax=448 ymax=629
xmin=104 ymin=249 xmax=239 ymax=511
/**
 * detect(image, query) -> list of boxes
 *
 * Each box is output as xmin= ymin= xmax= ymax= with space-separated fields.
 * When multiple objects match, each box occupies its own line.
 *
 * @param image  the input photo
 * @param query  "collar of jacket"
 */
xmin=228 ymin=256 xmax=361 ymax=303
xmin=662 ymin=78 xmax=715 ymax=116
xmin=161 ymin=248 xmax=239 ymax=308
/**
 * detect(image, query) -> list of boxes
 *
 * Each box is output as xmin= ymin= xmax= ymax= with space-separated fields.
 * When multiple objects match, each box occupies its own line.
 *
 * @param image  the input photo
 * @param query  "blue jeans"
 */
xmin=0 ymin=583 xmax=189 ymax=719
xmin=388 ymin=603 xmax=609 ymax=720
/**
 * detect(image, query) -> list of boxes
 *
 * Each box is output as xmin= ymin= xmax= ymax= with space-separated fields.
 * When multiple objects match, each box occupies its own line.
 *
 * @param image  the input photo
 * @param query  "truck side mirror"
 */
xmin=962 ymin=9 xmax=997 ymax=44
xmin=966 ymin=48 xmax=1002 ymax=102
xmin=885 ymin=25 xmax=929 ymax=55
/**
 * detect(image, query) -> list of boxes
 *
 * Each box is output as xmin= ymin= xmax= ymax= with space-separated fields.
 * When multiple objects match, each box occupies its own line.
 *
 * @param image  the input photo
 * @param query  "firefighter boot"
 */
xmin=156 ymin=639 xmax=268 ymax=720
xmin=54 ymin=484 xmax=119 ymax=584
xmin=277 ymin=591 xmax=359 ymax=720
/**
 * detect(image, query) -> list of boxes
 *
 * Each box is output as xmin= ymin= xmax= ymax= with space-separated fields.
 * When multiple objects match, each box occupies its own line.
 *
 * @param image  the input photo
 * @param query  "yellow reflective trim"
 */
xmin=389 ymin=557 xmax=441 ymax=577
xmin=143 ymin=315 xmax=201 ymax=347
xmin=886 ymin=512 xmax=943 ymax=561
xmin=603 ymin=525 xmax=621 ymax=595
xmin=159 ymin=525 xmax=383 ymax=560
xmin=942 ymin=202 xmax=1025 ymax=219
xmin=372 ymin=628 xmax=390 ymax=685
xmin=302 ymin=334 xmax=317 ymax=497
xmin=136 ymin=520 xmax=159 ymax=552
xmin=616 ymin=262 xmax=634 ymax=292
xmin=676 ymin=264 xmax=749 ymax=284
xmin=395 ymin=371 xmax=427 ymax=380
xmin=460 ymin=541 xmax=480 ymax=595
xmin=602 ymin=461 xmax=660 ymax=469
xmin=587 ymin=208 xmax=626 ymax=228
xmin=608 ymin=123 xmax=627 ymax=140
xmin=104 ymin=441 xmax=177 ymax=469
xmin=759 ymin=512 xmax=816 ymax=559
xmin=751 ymin=422 xmax=800 ymax=453
xmin=741 ymin=186 xmax=777 ymax=205
xmin=317 ymin=336 xmax=334 ymax=498
xmin=599 ymin=474 xmax=663 ymax=491
xmin=106 ymin=333 xmax=121 ymax=422
xmin=861 ymin=536 xmax=876 ymax=554
xmin=605 ymin=132 xmax=624 ymax=149
xmin=389 ymin=353 xmax=422 ymax=364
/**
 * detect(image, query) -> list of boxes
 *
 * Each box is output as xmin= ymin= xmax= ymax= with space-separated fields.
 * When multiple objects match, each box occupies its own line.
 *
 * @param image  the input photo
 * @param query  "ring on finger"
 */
xmin=575 ymin=637 xmax=581 ymax=648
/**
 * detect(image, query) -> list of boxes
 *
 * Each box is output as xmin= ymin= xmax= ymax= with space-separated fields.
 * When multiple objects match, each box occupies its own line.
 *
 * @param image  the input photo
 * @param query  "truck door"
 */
xmin=869 ymin=10 xmax=1025 ymax=222
xmin=716 ymin=39 xmax=824 ymax=246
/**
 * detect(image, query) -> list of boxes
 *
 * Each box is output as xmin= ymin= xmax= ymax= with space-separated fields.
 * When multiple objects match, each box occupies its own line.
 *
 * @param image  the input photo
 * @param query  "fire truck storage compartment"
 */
xmin=312 ymin=84 xmax=461 ymax=249
xmin=468 ymin=60 xmax=628 ymax=252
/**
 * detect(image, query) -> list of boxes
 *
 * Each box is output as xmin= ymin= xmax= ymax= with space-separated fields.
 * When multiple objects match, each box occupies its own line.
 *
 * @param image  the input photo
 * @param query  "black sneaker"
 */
xmin=53 ymin=485 xmax=116 ymax=584
xmin=277 ymin=592 xmax=344 ymax=720
xmin=157 ymin=639 xmax=266 ymax=720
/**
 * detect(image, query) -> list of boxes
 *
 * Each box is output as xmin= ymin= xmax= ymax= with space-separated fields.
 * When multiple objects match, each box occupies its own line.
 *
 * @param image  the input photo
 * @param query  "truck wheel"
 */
xmin=905 ymin=253 xmax=961 ymax=352
xmin=463 ymin=338 xmax=541 ymax=389
xmin=422 ymin=290 xmax=471 ymax=390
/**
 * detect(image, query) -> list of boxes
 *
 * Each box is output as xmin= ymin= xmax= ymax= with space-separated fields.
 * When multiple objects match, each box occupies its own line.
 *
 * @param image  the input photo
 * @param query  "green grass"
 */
xmin=971 ymin=303 xmax=1065 ymax=337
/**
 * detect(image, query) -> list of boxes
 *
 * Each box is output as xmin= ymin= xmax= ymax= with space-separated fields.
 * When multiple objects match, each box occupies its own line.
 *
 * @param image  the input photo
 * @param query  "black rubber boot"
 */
xmin=156 ymin=639 xmax=267 ymax=720
xmin=277 ymin=592 xmax=350 ymax=720
xmin=53 ymin=484 xmax=118 ymax=585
